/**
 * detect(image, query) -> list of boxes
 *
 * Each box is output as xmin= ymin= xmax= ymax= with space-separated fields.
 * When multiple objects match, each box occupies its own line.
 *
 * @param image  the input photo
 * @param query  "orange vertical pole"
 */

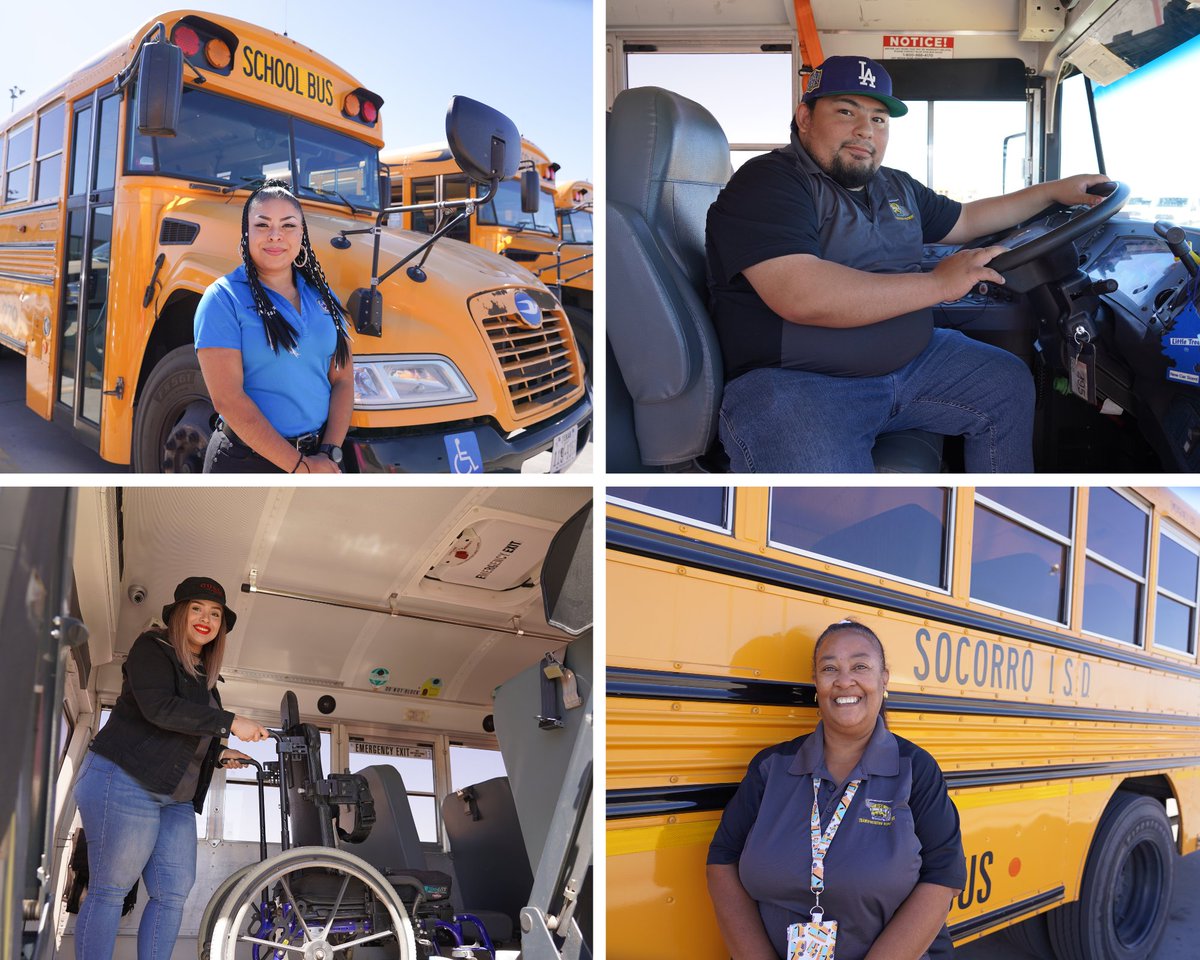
xmin=793 ymin=0 xmax=825 ymax=73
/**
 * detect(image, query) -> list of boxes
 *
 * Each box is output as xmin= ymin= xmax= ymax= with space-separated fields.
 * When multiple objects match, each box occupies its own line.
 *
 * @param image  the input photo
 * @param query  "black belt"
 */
xmin=217 ymin=419 xmax=321 ymax=453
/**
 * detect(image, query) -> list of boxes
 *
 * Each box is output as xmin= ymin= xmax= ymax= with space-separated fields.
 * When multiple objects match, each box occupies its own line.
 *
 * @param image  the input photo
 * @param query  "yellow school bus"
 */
xmin=606 ymin=486 xmax=1200 ymax=960
xmin=382 ymin=138 xmax=594 ymax=375
xmin=0 ymin=11 xmax=590 ymax=472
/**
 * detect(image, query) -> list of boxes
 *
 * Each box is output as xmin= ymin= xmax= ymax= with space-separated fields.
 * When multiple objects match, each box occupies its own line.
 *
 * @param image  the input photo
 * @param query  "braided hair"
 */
xmin=240 ymin=179 xmax=351 ymax=367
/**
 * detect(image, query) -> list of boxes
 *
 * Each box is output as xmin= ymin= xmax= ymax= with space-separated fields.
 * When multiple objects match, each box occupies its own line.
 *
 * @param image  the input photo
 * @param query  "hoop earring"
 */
xmin=294 ymin=246 xmax=309 ymax=268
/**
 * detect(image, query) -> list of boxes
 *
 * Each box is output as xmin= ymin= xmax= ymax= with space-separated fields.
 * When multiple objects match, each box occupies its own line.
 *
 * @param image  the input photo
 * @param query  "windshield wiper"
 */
xmin=304 ymin=185 xmax=361 ymax=216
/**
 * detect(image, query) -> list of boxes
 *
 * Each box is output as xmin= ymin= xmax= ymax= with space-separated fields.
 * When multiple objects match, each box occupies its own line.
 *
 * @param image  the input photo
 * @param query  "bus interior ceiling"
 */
xmin=14 ymin=486 xmax=593 ymax=960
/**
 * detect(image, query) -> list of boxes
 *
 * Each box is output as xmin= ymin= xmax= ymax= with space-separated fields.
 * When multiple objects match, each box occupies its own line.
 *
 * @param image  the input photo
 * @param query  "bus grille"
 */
xmin=159 ymin=219 xmax=200 ymax=245
xmin=481 ymin=308 xmax=577 ymax=414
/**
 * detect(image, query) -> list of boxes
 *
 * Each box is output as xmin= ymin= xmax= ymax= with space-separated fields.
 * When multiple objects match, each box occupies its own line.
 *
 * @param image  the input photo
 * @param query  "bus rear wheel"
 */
xmin=1047 ymin=791 xmax=1175 ymax=960
xmin=132 ymin=345 xmax=215 ymax=473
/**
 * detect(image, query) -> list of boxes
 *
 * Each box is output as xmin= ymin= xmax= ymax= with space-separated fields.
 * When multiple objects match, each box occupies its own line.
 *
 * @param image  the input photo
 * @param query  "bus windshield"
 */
xmin=1089 ymin=27 xmax=1200 ymax=227
xmin=127 ymin=87 xmax=381 ymax=210
xmin=476 ymin=180 xmax=559 ymax=235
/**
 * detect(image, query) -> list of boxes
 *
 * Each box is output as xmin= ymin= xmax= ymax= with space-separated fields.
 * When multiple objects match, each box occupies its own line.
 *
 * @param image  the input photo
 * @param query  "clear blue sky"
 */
xmin=1 ymin=0 xmax=593 ymax=182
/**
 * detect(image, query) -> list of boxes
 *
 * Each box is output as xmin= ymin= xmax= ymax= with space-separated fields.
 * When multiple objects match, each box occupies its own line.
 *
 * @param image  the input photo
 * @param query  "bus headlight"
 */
xmin=353 ymin=356 xmax=476 ymax=408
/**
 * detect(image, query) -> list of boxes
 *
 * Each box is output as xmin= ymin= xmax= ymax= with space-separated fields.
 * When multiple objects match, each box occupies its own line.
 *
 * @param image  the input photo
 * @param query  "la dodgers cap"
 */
xmin=802 ymin=56 xmax=908 ymax=117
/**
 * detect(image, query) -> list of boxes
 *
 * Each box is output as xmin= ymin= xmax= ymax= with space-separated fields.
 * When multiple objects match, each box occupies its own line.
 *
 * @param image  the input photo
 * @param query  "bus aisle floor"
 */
xmin=0 ymin=352 xmax=122 ymax=473
xmin=954 ymin=850 xmax=1200 ymax=959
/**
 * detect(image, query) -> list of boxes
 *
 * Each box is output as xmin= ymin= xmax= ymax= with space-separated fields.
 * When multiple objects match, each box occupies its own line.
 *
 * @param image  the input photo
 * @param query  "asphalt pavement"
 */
xmin=955 ymin=850 xmax=1200 ymax=959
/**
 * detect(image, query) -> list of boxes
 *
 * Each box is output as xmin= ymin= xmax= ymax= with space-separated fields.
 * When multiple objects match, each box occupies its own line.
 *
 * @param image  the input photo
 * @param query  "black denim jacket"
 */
xmin=90 ymin=630 xmax=236 ymax=812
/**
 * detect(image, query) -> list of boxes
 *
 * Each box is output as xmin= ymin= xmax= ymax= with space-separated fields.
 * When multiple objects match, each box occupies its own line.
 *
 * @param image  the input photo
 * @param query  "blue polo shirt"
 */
xmin=708 ymin=718 xmax=965 ymax=960
xmin=194 ymin=265 xmax=337 ymax=436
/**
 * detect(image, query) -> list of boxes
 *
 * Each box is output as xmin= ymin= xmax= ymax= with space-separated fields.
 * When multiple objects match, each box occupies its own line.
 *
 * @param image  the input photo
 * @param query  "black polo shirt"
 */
xmin=706 ymin=131 xmax=962 ymax=381
xmin=708 ymin=718 xmax=966 ymax=960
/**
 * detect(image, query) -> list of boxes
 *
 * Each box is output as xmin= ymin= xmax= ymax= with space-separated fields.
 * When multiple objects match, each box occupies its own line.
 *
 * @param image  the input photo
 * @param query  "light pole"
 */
xmin=9 ymin=86 xmax=24 ymax=113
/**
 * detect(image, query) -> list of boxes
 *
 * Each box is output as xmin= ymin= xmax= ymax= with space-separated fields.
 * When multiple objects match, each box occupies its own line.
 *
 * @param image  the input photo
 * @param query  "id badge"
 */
xmin=786 ymin=919 xmax=838 ymax=960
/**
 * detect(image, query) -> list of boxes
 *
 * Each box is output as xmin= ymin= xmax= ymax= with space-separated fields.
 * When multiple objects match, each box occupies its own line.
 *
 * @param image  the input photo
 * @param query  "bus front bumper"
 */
xmin=346 ymin=395 xmax=592 ymax=474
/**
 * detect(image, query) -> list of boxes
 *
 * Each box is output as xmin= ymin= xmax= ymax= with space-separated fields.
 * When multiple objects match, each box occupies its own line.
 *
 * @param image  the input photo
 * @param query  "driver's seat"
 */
xmin=606 ymin=85 xmax=943 ymax=473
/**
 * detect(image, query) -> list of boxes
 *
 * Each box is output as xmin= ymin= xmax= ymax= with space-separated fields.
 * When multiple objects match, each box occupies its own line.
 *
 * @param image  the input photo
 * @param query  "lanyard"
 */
xmin=809 ymin=775 xmax=862 ymax=919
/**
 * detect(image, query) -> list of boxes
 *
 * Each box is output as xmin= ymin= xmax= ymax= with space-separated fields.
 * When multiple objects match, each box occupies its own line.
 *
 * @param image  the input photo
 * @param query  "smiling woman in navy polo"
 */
xmin=707 ymin=620 xmax=965 ymax=960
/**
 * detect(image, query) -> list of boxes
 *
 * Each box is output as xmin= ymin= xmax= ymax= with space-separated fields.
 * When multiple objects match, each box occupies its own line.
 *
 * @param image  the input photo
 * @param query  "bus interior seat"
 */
xmin=606 ymin=85 xmax=942 ymax=474
xmin=491 ymin=630 xmax=592 ymax=948
xmin=439 ymin=777 xmax=533 ymax=944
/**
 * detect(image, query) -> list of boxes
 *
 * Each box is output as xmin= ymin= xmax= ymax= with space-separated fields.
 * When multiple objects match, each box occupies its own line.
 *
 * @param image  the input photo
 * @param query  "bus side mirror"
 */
xmin=520 ymin=169 xmax=540 ymax=213
xmin=347 ymin=288 xmax=382 ymax=337
xmin=136 ymin=39 xmax=183 ymax=137
xmin=378 ymin=168 xmax=391 ymax=208
xmin=445 ymin=95 xmax=521 ymax=185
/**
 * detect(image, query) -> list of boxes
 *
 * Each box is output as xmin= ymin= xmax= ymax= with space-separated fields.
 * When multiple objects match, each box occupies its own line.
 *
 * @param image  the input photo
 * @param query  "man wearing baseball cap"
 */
xmin=706 ymin=55 xmax=1110 ymax=472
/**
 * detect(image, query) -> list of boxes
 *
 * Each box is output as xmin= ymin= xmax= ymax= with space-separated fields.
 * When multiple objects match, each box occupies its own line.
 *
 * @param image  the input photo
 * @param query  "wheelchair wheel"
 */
xmin=198 ymin=862 xmax=257 ymax=959
xmin=208 ymin=846 xmax=416 ymax=960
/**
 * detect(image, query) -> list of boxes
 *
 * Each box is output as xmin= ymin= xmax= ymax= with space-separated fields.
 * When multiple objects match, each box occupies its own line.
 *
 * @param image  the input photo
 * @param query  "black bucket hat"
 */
xmin=162 ymin=576 xmax=237 ymax=632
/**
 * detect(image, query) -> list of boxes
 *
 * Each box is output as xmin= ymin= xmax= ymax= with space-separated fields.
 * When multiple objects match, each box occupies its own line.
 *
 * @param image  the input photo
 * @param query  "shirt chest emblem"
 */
xmin=888 ymin=199 xmax=914 ymax=221
xmin=859 ymin=798 xmax=895 ymax=826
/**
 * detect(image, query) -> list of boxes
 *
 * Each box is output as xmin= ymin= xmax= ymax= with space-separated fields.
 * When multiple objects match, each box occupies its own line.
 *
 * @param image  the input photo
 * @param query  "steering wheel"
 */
xmin=989 ymin=180 xmax=1130 ymax=284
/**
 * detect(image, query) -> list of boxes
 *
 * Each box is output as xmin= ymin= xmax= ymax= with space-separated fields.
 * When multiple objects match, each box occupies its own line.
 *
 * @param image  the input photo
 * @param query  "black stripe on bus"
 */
xmin=608 ymin=666 xmax=1200 ymax=727
xmin=0 ymin=200 xmax=61 ymax=219
xmin=606 ymin=756 xmax=1200 ymax=819
xmin=0 ymin=270 xmax=54 ymax=286
xmin=947 ymin=887 xmax=1065 ymax=941
xmin=607 ymin=519 xmax=1200 ymax=681
xmin=0 ymin=240 xmax=56 ymax=250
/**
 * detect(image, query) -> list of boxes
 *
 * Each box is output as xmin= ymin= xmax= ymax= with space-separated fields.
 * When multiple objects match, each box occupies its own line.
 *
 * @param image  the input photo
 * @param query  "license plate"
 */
xmin=548 ymin=424 xmax=579 ymax=473
xmin=445 ymin=432 xmax=484 ymax=473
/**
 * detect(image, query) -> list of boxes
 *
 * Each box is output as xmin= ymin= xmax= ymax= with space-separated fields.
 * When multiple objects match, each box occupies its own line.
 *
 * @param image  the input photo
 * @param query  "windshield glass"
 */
xmin=1083 ymin=12 xmax=1200 ymax=227
xmin=127 ymin=87 xmax=380 ymax=210
xmin=476 ymin=180 xmax=558 ymax=235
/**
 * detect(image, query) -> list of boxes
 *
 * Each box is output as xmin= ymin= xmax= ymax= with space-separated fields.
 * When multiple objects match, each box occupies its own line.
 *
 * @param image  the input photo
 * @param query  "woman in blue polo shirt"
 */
xmin=195 ymin=180 xmax=353 ymax=473
xmin=707 ymin=620 xmax=965 ymax=960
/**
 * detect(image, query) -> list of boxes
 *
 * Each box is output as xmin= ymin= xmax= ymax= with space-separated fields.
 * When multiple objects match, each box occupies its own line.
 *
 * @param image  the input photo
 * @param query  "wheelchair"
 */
xmin=199 ymin=691 xmax=496 ymax=960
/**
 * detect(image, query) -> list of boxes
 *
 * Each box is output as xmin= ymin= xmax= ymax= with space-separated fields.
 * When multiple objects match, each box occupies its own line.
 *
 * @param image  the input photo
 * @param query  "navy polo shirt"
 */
xmin=706 ymin=130 xmax=962 ymax=381
xmin=708 ymin=718 xmax=965 ymax=960
xmin=195 ymin=264 xmax=339 ymax=436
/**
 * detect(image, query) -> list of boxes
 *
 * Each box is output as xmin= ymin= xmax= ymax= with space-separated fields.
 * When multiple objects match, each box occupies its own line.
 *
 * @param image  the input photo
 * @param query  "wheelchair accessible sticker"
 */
xmin=445 ymin=432 xmax=483 ymax=473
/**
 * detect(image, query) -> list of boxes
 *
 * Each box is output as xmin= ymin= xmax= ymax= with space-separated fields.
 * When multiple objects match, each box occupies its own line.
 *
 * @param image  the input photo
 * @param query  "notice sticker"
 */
xmin=883 ymin=35 xmax=955 ymax=59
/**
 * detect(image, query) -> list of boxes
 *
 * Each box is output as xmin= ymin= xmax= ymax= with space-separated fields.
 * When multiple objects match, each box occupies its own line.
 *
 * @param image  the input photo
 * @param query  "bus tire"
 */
xmin=1046 ymin=791 xmax=1175 ymax=960
xmin=132 ymin=345 xmax=215 ymax=473
xmin=565 ymin=305 xmax=592 ymax=382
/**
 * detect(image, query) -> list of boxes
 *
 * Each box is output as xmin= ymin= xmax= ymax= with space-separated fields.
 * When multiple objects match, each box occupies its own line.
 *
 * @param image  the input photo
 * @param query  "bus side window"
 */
xmin=411 ymin=177 xmax=437 ymax=234
xmin=443 ymin=174 xmax=471 ymax=243
xmin=4 ymin=119 xmax=34 ymax=204
xmin=35 ymin=103 xmax=66 ymax=202
xmin=1083 ymin=489 xmax=1150 ymax=646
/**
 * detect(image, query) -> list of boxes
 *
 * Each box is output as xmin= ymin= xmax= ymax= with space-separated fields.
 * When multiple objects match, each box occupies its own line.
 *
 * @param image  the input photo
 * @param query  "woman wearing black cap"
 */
xmin=72 ymin=577 xmax=270 ymax=960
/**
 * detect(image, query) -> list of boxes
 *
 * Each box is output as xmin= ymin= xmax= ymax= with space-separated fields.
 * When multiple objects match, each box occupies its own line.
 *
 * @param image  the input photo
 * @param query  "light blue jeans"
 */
xmin=73 ymin=751 xmax=197 ymax=960
xmin=718 ymin=328 xmax=1035 ymax=473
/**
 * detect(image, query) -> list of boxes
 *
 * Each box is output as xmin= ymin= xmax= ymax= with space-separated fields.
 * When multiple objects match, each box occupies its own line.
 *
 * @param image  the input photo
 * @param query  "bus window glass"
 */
xmin=1093 ymin=33 xmax=1200 ymax=227
xmin=411 ymin=177 xmax=437 ymax=233
xmin=626 ymin=52 xmax=792 ymax=157
xmin=768 ymin=488 xmax=949 ymax=588
xmin=608 ymin=487 xmax=730 ymax=530
xmin=347 ymin=745 xmax=438 ymax=842
xmin=442 ymin=174 xmax=471 ymax=243
xmin=970 ymin=503 xmax=1069 ymax=623
xmin=80 ymin=206 xmax=112 ymax=425
xmin=1058 ymin=73 xmax=1100 ymax=180
xmin=223 ymin=731 xmax=332 ymax=843
xmin=293 ymin=117 xmax=381 ymax=208
xmin=882 ymin=101 xmax=929 ymax=187
xmin=4 ymin=120 xmax=33 ymax=203
xmin=70 ymin=106 xmax=92 ymax=196
xmin=1155 ymin=529 xmax=1198 ymax=654
xmin=94 ymin=94 xmax=120 ymax=192
xmin=35 ymin=103 xmax=65 ymax=202
xmin=1087 ymin=488 xmax=1148 ymax=574
xmin=561 ymin=209 xmax=593 ymax=243
xmin=977 ymin=487 xmax=1073 ymax=536
xmin=59 ymin=211 xmax=85 ymax=409
xmin=477 ymin=180 xmax=558 ymax=234
xmin=1084 ymin=558 xmax=1142 ymax=644
xmin=450 ymin=744 xmax=507 ymax=791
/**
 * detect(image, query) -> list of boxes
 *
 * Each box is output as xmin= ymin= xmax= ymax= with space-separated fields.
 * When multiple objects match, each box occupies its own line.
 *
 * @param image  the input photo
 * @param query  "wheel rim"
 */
xmin=159 ymin=398 xmax=214 ymax=473
xmin=1111 ymin=836 xmax=1165 ymax=947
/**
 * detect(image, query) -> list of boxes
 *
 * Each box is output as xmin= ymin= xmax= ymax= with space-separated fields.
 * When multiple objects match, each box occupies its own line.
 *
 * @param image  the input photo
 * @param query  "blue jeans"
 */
xmin=718 ymin=328 xmax=1035 ymax=472
xmin=73 ymin=751 xmax=197 ymax=960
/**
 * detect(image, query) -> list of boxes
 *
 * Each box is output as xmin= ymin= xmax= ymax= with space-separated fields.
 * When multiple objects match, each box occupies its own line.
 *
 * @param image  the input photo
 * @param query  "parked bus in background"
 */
xmin=3 ymin=486 xmax=592 ymax=960
xmin=383 ymin=139 xmax=593 ymax=378
xmin=606 ymin=485 xmax=1200 ymax=960
xmin=0 ymin=11 xmax=590 ymax=473
xmin=606 ymin=0 xmax=1200 ymax=473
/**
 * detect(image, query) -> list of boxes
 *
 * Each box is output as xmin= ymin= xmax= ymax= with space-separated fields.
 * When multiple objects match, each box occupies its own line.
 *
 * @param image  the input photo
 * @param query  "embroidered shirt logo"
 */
xmin=858 ymin=60 xmax=877 ymax=89
xmin=889 ymin=199 xmax=914 ymax=221
xmin=859 ymin=798 xmax=895 ymax=826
